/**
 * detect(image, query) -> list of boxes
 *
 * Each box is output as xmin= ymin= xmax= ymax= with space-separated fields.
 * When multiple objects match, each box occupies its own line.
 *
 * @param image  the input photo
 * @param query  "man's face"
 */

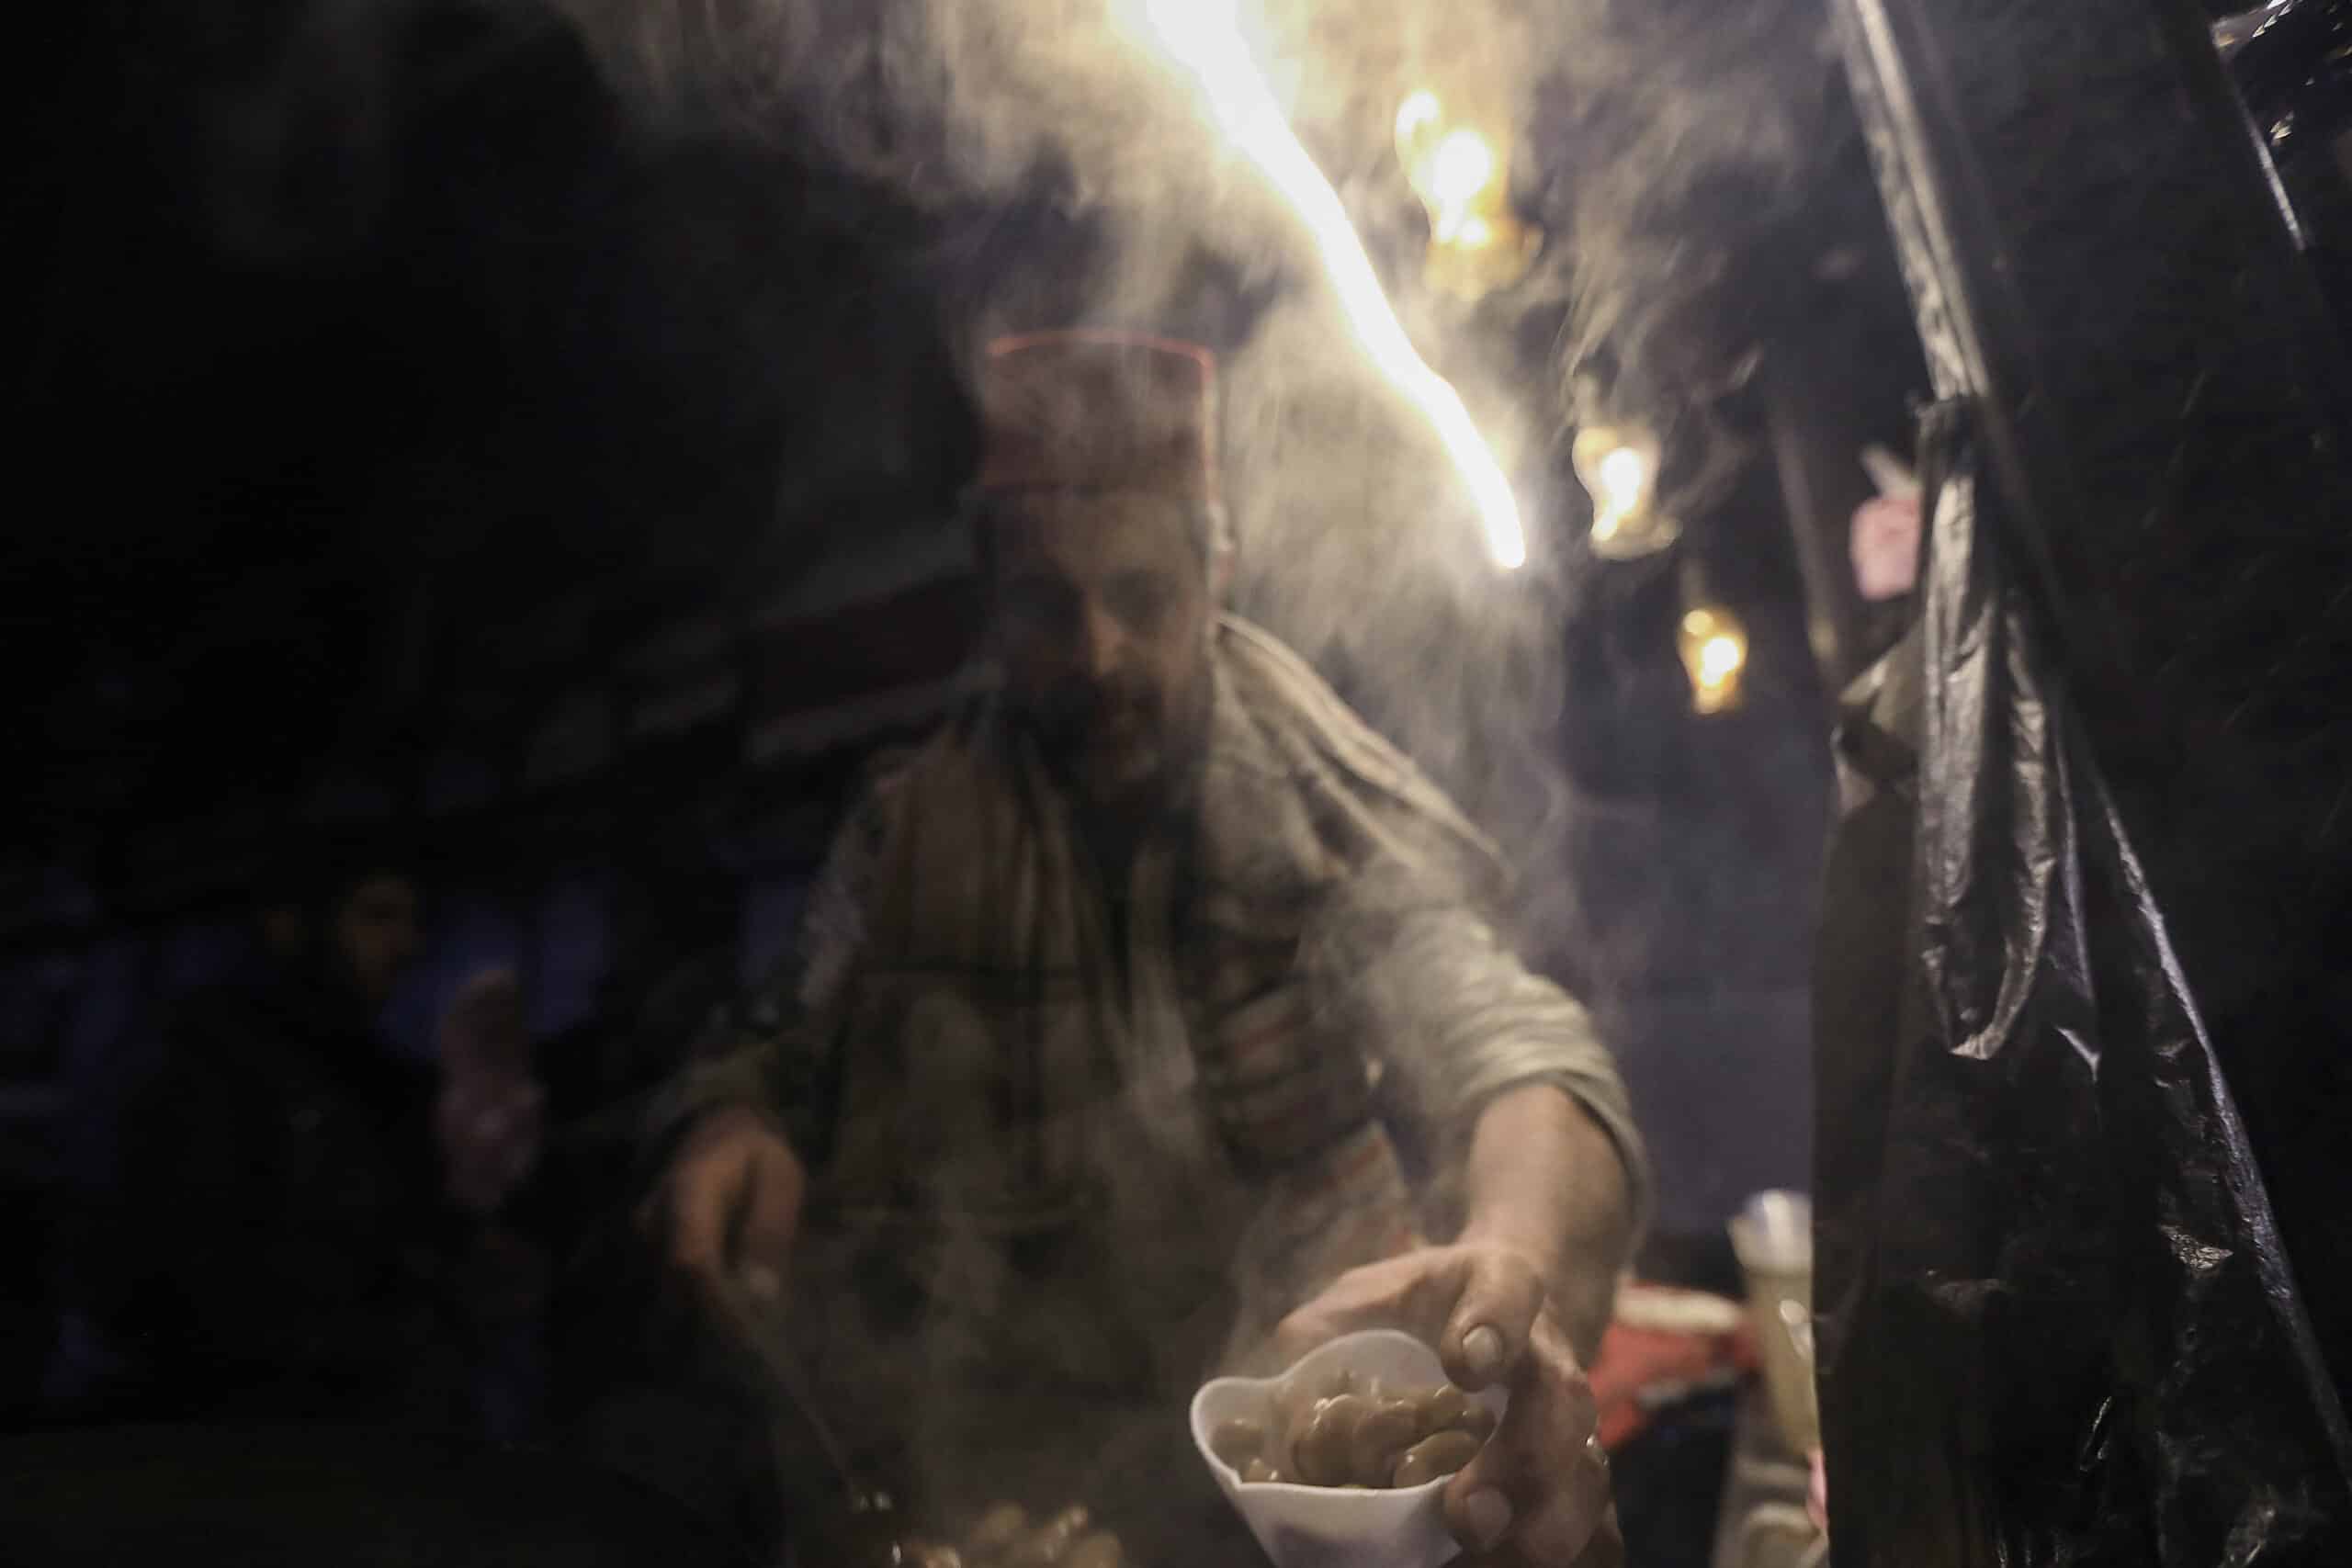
xmin=989 ymin=491 xmax=1219 ymax=816
xmin=333 ymin=874 xmax=424 ymax=1010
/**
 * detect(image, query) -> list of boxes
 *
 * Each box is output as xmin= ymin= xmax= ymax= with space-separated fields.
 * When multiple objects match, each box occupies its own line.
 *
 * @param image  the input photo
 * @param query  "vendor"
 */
xmin=654 ymin=330 xmax=1646 ymax=1565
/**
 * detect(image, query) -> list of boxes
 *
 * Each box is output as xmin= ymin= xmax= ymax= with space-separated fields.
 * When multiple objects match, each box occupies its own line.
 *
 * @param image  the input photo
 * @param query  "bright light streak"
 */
xmin=1698 ymin=634 xmax=1744 ymax=683
xmin=1134 ymin=0 xmax=1527 ymax=570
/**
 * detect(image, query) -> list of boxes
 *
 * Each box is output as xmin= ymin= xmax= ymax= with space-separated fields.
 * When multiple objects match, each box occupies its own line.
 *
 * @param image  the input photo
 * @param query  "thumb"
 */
xmin=1437 ymin=1249 xmax=1545 ymax=1391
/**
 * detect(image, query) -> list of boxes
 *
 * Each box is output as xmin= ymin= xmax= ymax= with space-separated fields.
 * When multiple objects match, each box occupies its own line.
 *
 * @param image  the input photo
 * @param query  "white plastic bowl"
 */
xmin=1190 ymin=1329 xmax=1508 ymax=1568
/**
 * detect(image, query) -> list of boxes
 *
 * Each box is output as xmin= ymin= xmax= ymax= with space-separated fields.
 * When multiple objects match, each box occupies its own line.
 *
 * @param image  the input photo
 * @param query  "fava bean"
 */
xmin=1220 ymin=1372 xmax=1492 ymax=1492
xmin=1419 ymin=1384 xmax=1473 ymax=1431
xmin=1347 ymin=1400 xmax=1424 ymax=1486
xmin=1390 ymin=1429 xmax=1484 ymax=1489
xmin=1290 ymin=1393 xmax=1372 ymax=1485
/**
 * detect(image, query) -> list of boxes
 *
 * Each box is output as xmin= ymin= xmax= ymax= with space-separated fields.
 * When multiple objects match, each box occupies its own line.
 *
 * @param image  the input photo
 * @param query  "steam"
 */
xmin=549 ymin=0 xmax=1835 ymax=942
xmin=1518 ymin=0 xmax=1843 ymax=510
xmin=46 ymin=8 xmax=1847 ymax=1529
xmin=103 ymin=0 xmax=1842 ymax=969
xmin=546 ymin=0 xmax=1841 ymax=1532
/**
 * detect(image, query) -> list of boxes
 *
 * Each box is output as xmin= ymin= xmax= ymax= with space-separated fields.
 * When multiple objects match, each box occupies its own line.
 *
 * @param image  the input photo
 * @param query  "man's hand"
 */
xmin=1272 ymin=1243 xmax=1617 ymax=1566
xmin=657 ymin=1105 xmax=807 ymax=1308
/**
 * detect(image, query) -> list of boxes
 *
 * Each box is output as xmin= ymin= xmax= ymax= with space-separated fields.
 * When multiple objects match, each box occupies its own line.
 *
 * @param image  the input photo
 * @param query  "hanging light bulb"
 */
xmin=1572 ymin=423 xmax=1679 ymax=559
xmin=1678 ymin=603 xmax=1749 ymax=715
xmin=1395 ymin=88 xmax=1542 ymax=301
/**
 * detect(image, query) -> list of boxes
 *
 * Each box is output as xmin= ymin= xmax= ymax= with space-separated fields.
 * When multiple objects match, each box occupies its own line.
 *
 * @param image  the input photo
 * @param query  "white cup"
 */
xmin=1191 ymin=1329 xmax=1507 ymax=1568
xmin=1728 ymin=1190 xmax=1819 ymax=1455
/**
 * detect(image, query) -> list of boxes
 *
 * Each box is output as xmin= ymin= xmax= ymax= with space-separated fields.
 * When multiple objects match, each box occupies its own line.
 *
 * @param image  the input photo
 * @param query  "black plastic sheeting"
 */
xmin=1813 ymin=401 xmax=2352 ymax=1566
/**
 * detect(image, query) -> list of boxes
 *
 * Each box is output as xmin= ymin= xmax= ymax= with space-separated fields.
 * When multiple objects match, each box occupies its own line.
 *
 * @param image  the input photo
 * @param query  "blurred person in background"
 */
xmin=52 ymin=833 xmax=464 ymax=1427
xmin=435 ymin=965 xmax=552 ymax=1439
xmin=540 ymin=857 xmax=745 ymax=1153
xmin=652 ymin=332 xmax=1647 ymax=1567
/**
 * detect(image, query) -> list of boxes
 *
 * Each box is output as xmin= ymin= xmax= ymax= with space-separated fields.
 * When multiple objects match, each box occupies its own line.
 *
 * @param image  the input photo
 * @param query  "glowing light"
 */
xmin=1430 ymin=130 xmax=1498 ymax=217
xmin=1396 ymin=89 xmax=1442 ymax=142
xmin=1134 ymin=0 xmax=1525 ymax=569
xmin=1679 ymin=606 xmax=1749 ymax=715
xmin=1596 ymin=446 xmax=1650 ymax=519
xmin=1394 ymin=87 xmax=1542 ymax=300
xmin=1572 ymin=424 xmax=1678 ymax=559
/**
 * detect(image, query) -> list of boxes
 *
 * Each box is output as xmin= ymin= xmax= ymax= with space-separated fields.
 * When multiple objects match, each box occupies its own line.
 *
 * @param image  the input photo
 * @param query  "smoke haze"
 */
xmin=538 ymin=0 xmax=1831 ymax=958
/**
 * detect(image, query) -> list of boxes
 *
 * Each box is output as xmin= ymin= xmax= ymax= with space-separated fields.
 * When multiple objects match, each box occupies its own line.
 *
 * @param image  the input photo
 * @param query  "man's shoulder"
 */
xmin=823 ymin=698 xmax=1019 ymax=871
xmin=1215 ymin=616 xmax=1502 ymax=878
xmin=1218 ymin=619 xmax=1435 ymax=790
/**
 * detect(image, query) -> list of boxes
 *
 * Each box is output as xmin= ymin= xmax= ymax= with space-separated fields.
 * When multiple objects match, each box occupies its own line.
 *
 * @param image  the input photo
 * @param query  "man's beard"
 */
xmin=1026 ymin=675 xmax=1208 ymax=820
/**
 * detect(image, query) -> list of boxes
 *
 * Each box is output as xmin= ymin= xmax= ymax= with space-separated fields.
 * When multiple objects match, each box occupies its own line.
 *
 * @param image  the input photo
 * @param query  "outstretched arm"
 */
xmin=1281 ymin=865 xmax=1646 ymax=1566
xmin=1457 ymin=1080 xmax=1634 ymax=1365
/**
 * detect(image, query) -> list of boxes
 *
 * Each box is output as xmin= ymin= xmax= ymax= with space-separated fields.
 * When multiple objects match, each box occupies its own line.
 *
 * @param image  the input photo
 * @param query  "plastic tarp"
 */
xmin=1812 ymin=400 xmax=2352 ymax=1565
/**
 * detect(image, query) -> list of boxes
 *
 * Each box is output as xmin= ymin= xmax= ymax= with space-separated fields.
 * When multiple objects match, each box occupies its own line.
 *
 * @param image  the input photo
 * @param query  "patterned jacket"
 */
xmin=680 ymin=616 xmax=1648 ymax=1432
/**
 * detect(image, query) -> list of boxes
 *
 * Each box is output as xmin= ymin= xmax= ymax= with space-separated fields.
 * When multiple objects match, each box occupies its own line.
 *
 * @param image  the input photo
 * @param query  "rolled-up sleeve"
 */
xmin=1307 ymin=855 xmax=1654 ymax=1237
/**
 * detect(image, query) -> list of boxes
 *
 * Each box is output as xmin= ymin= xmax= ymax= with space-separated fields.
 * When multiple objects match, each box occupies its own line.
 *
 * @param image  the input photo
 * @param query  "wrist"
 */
xmin=1455 ymin=1216 xmax=1569 ymax=1287
xmin=1457 ymin=1087 xmax=1634 ymax=1362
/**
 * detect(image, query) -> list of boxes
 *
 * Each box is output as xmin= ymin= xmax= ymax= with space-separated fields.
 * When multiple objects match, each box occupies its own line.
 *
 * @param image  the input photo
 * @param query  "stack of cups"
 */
xmin=1728 ymin=1190 xmax=1819 ymax=1456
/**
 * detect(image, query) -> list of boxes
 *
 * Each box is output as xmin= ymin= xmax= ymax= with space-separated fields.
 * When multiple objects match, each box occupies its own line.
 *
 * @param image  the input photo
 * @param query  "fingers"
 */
xmin=1447 ymin=1435 xmax=1611 ymax=1565
xmin=1445 ymin=1324 xmax=1605 ymax=1567
xmin=1437 ymin=1250 xmax=1545 ymax=1392
xmin=736 ymin=1137 xmax=807 ymax=1301
xmin=1516 ymin=1438 xmax=1612 ymax=1564
xmin=661 ymin=1108 xmax=808 ymax=1319
xmin=1267 ymin=1252 xmax=1430 ymax=1364
xmin=1264 ymin=1238 xmax=1606 ymax=1565
xmin=1268 ymin=1246 xmax=1547 ymax=1386
xmin=666 ymin=1134 xmax=741 ymax=1296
